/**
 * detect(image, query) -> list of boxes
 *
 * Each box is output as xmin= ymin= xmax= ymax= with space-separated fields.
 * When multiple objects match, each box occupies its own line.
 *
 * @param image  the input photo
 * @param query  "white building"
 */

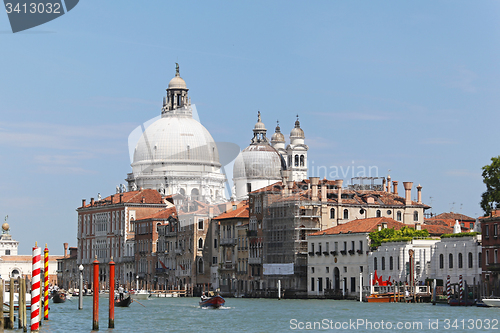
xmin=127 ymin=64 xmax=226 ymax=204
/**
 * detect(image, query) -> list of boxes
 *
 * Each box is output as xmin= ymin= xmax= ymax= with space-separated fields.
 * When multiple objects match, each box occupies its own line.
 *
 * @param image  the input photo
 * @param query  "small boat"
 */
xmin=130 ymin=290 xmax=149 ymax=300
xmin=481 ymin=298 xmax=500 ymax=307
xmin=52 ymin=291 xmax=66 ymax=303
xmin=366 ymin=293 xmax=394 ymax=303
xmin=448 ymin=299 xmax=475 ymax=306
xmin=199 ymin=295 xmax=225 ymax=308
xmin=115 ymin=295 xmax=132 ymax=307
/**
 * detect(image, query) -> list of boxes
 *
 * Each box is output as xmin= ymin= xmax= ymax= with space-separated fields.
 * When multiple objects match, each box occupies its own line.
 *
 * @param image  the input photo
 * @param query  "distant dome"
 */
xmin=233 ymin=145 xmax=284 ymax=180
xmin=2 ymin=223 xmax=8 ymax=231
xmin=290 ymin=119 xmax=304 ymax=138
xmin=168 ymin=75 xmax=187 ymax=89
xmin=271 ymin=123 xmax=285 ymax=143
xmin=253 ymin=111 xmax=266 ymax=131
xmin=133 ymin=116 xmax=220 ymax=166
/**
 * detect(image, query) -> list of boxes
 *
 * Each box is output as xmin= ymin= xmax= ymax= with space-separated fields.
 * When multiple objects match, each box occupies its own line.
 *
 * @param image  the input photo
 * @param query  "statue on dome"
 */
xmin=116 ymin=185 xmax=120 ymax=194
xmin=175 ymin=62 xmax=179 ymax=75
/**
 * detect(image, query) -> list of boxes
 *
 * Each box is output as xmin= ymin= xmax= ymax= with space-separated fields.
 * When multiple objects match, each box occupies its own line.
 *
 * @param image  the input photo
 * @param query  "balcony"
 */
xmin=174 ymin=248 xmax=183 ymax=255
xmin=220 ymin=263 xmax=235 ymax=270
xmin=322 ymin=251 xmax=329 ymax=256
xmin=487 ymin=263 xmax=500 ymax=271
xmin=330 ymin=251 xmax=338 ymax=256
xmin=220 ymin=238 xmax=237 ymax=246
xmin=246 ymin=230 xmax=258 ymax=237
xmin=249 ymin=257 xmax=262 ymax=265
xmin=348 ymin=250 xmax=355 ymax=255
xmin=155 ymin=268 xmax=166 ymax=274
xmin=340 ymin=250 xmax=347 ymax=256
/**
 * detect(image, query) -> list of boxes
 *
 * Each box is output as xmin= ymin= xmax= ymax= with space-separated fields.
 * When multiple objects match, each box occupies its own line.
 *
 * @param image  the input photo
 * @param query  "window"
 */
xmin=343 ymin=209 xmax=349 ymax=219
xmin=449 ymin=253 xmax=453 ymax=268
xmin=374 ymin=257 xmax=378 ymax=271
xmin=212 ymin=256 xmax=217 ymax=265
xmin=350 ymin=277 xmax=356 ymax=293
xmin=295 ymin=155 xmax=299 ymax=167
xmin=326 ymin=267 xmax=329 ymax=273
xmin=311 ymin=278 xmax=314 ymax=291
xmin=389 ymin=256 xmax=393 ymax=270
xmin=318 ymin=278 xmax=323 ymax=292
xmin=495 ymin=250 xmax=498 ymax=264
xmin=458 ymin=253 xmax=463 ymax=268
xmin=247 ymin=183 xmax=252 ymax=193
xmin=396 ymin=211 xmax=402 ymax=221
xmin=198 ymin=219 xmax=204 ymax=230
xmin=198 ymin=238 xmax=203 ymax=250
xmin=300 ymin=155 xmax=305 ymax=167
xmin=214 ymin=239 xmax=218 ymax=249
xmin=360 ymin=266 xmax=363 ymax=272
xmin=326 ymin=277 xmax=330 ymax=289
xmin=311 ymin=243 xmax=315 ymax=253
xmin=330 ymin=208 xmax=335 ymax=219
xmin=351 ymin=241 xmax=355 ymax=251
xmin=376 ymin=210 xmax=381 ymax=217
xmin=479 ymin=252 xmax=482 ymax=267
xmin=359 ymin=241 xmax=363 ymax=253
xmin=495 ymin=224 xmax=498 ymax=237
xmin=486 ymin=250 xmax=489 ymax=265
xmin=311 ymin=267 xmax=315 ymax=273
xmin=382 ymin=257 xmax=386 ymax=270
xmin=413 ymin=211 xmax=419 ymax=222
xmin=485 ymin=225 xmax=490 ymax=238
xmin=439 ymin=254 xmax=444 ymax=269
xmin=5 ymin=250 xmax=10 ymax=255
xmin=468 ymin=252 xmax=473 ymax=268
xmin=470 ymin=223 xmax=474 ymax=229
xmin=197 ymin=258 xmax=203 ymax=274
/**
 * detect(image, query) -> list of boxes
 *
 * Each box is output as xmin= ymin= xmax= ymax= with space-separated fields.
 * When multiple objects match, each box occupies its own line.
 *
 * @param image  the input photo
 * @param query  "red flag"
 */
xmin=159 ymin=260 xmax=167 ymax=270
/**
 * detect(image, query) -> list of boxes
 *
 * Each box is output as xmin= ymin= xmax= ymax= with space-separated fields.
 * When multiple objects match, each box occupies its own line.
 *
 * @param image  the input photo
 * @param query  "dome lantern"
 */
xmin=162 ymin=63 xmax=190 ymax=115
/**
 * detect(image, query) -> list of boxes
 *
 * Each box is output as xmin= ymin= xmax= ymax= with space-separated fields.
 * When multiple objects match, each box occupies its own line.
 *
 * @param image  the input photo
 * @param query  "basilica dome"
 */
xmin=233 ymin=144 xmax=283 ymax=180
xmin=132 ymin=115 xmax=220 ymax=167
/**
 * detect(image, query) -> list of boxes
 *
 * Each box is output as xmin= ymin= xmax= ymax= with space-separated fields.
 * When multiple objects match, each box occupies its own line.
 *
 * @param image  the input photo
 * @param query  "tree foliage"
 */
xmin=480 ymin=156 xmax=500 ymax=216
xmin=369 ymin=226 xmax=429 ymax=248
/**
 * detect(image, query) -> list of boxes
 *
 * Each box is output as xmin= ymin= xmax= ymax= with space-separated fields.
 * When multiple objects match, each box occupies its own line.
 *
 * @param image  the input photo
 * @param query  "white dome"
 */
xmin=233 ymin=145 xmax=283 ymax=180
xmin=133 ymin=115 xmax=220 ymax=167
xmin=168 ymin=75 xmax=187 ymax=89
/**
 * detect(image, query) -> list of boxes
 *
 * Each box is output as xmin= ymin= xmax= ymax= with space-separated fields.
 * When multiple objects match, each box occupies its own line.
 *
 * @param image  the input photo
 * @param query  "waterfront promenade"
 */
xmin=36 ymin=297 xmax=499 ymax=332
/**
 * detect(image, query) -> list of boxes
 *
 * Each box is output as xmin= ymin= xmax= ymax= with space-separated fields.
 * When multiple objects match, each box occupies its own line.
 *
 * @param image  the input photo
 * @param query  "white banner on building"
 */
xmin=263 ymin=263 xmax=294 ymax=275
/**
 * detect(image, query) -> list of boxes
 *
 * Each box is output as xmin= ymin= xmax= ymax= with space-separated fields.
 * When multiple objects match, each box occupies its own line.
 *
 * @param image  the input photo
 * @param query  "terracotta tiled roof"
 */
xmin=309 ymin=217 xmax=407 ymax=236
xmin=433 ymin=212 xmax=475 ymax=221
xmin=424 ymin=218 xmax=457 ymax=227
xmin=80 ymin=189 xmax=164 ymax=208
xmin=420 ymin=224 xmax=454 ymax=236
xmin=135 ymin=207 xmax=177 ymax=222
xmin=213 ymin=203 xmax=249 ymax=220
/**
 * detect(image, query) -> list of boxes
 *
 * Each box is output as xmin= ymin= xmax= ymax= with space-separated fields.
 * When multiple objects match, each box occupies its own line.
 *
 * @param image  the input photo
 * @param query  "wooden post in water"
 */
xmin=8 ymin=278 xmax=15 ymax=329
xmin=23 ymin=277 xmax=28 ymax=332
xmin=18 ymin=276 xmax=23 ymax=329
xmin=109 ymin=257 xmax=115 ymax=329
xmin=92 ymin=256 xmax=99 ymax=331
xmin=0 ymin=279 xmax=4 ymax=329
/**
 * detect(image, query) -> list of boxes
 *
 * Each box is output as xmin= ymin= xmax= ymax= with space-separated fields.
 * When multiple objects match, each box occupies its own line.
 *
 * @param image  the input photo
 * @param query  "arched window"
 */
xmin=294 ymin=155 xmax=299 ymax=167
xmin=382 ymin=257 xmax=386 ymax=270
xmin=330 ymin=208 xmax=335 ymax=219
xmin=374 ymin=257 xmax=378 ymax=271
xmin=439 ymin=254 xmax=444 ymax=269
xmin=198 ymin=238 xmax=203 ymax=250
xmin=458 ymin=253 xmax=463 ymax=268
xmin=198 ymin=258 xmax=203 ymax=274
xmin=468 ymin=252 xmax=473 ymax=268
xmin=376 ymin=210 xmax=381 ymax=217
xmin=396 ymin=211 xmax=402 ymax=221
xmin=343 ymin=209 xmax=349 ymax=220
xmin=191 ymin=188 xmax=199 ymax=201
xmin=11 ymin=269 xmax=19 ymax=278
xmin=413 ymin=211 xmax=419 ymax=222
xmin=300 ymin=155 xmax=304 ymax=167
xmin=449 ymin=253 xmax=453 ymax=268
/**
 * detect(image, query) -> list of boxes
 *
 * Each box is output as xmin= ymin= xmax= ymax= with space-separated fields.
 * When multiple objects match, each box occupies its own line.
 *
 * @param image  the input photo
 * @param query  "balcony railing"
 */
xmin=220 ymin=238 xmax=237 ymax=246
xmin=249 ymin=257 xmax=262 ymax=265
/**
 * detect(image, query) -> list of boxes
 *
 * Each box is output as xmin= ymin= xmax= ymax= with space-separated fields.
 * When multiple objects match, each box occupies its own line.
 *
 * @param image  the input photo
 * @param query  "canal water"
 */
xmin=27 ymin=297 xmax=499 ymax=332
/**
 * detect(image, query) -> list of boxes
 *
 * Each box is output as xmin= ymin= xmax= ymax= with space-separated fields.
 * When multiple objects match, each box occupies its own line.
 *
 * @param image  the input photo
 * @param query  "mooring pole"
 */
xmin=109 ymin=257 xmax=115 ymax=329
xmin=93 ymin=256 xmax=99 ymax=331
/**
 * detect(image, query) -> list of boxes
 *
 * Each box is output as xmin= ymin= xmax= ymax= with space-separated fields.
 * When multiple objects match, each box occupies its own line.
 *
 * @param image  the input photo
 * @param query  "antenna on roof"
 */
xmin=450 ymin=202 xmax=456 ymax=212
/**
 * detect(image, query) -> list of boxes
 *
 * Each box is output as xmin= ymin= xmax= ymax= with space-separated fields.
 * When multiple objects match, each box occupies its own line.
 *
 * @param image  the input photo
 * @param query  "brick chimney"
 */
xmin=392 ymin=181 xmax=399 ymax=196
xmin=403 ymin=182 xmax=413 ymax=206
xmin=335 ymin=179 xmax=343 ymax=204
xmin=377 ymin=224 xmax=382 ymax=231
xmin=82 ymin=199 xmax=86 ymax=207
xmin=90 ymin=197 xmax=94 ymax=206
xmin=382 ymin=222 xmax=388 ymax=229
xmin=415 ymin=223 xmax=421 ymax=231
xmin=387 ymin=175 xmax=391 ymax=192
xmin=416 ymin=184 xmax=422 ymax=204
xmin=64 ymin=242 xmax=68 ymax=258
xmin=310 ymin=177 xmax=319 ymax=201
xmin=120 ymin=193 xmax=123 ymax=203
xmin=320 ymin=180 xmax=327 ymax=202
xmin=382 ymin=178 xmax=386 ymax=192
xmin=142 ymin=196 xmax=146 ymax=203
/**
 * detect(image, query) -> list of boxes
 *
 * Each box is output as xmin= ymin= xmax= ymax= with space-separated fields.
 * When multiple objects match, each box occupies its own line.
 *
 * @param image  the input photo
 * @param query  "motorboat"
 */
xmin=130 ymin=290 xmax=149 ymax=300
xmin=199 ymin=294 xmax=225 ymax=308
xmin=3 ymin=292 xmax=31 ymax=310
xmin=482 ymin=298 xmax=500 ymax=307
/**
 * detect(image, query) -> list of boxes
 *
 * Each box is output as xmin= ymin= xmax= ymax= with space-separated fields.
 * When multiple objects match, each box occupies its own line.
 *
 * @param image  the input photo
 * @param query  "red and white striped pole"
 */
xmin=446 ymin=275 xmax=451 ymax=303
xmin=44 ymin=244 xmax=49 ymax=320
xmin=31 ymin=242 xmax=41 ymax=332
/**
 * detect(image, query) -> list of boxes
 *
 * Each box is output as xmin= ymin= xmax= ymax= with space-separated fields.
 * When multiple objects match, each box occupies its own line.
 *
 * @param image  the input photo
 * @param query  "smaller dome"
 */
xmin=168 ymin=75 xmax=187 ymax=89
xmin=2 ymin=223 xmax=9 ymax=231
xmin=271 ymin=122 xmax=285 ymax=142
xmin=290 ymin=118 xmax=304 ymax=138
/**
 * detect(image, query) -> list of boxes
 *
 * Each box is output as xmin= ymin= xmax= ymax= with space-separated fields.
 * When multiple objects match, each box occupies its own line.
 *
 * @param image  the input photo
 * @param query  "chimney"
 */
xmin=287 ymin=181 xmax=294 ymax=191
xmin=321 ymin=181 xmax=327 ymax=202
xmin=377 ymin=224 xmax=382 ymax=231
xmin=64 ymin=242 xmax=68 ymax=258
xmin=82 ymin=199 xmax=86 ymax=207
xmin=310 ymin=177 xmax=319 ymax=201
xmin=416 ymin=184 xmax=422 ymax=204
xmin=335 ymin=179 xmax=343 ymax=204
xmin=415 ymin=223 xmax=421 ymax=231
xmin=387 ymin=175 xmax=391 ymax=192
xmin=120 ymin=193 xmax=123 ymax=203
xmin=110 ymin=194 xmax=114 ymax=204
xmin=209 ymin=206 xmax=214 ymax=218
xmin=90 ymin=197 xmax=95 ymax=206
xmin=141 ymin=196 xmax=146 ymax=203
xmin=392 ymin=181 xmax=399 ymax=195
xmin=382 ymin=222 xmax=388 ymax=229
xmin=403 ymin=182 xmax=413 ymax=206
xmin=382 ymin=178 xmax=387 ymax=192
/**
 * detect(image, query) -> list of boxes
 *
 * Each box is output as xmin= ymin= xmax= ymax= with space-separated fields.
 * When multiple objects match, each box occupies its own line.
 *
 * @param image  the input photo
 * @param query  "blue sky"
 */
xmin=1 ymin=1 xmax=500 ymax=254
